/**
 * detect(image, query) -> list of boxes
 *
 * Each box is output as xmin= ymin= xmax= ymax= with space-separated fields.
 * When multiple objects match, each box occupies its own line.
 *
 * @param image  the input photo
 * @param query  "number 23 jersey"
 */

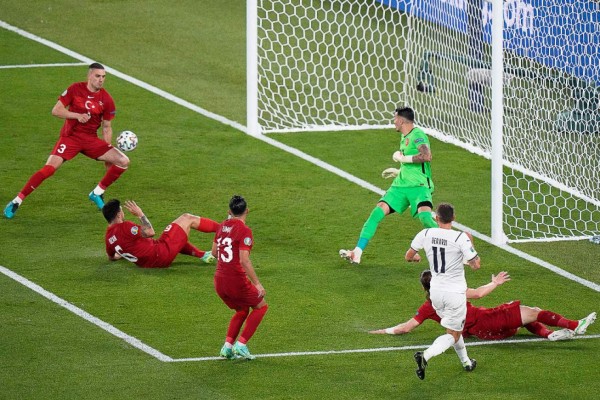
xmin=214 ymin=218 xmax=253 ymax=279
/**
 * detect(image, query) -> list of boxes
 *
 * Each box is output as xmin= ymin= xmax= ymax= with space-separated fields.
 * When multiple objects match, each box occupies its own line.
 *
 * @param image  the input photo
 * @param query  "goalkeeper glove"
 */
xmin=392 ymin=151 xmax=414 ymax=163
xmin=381 ymin=168 xmax=400 ymax=179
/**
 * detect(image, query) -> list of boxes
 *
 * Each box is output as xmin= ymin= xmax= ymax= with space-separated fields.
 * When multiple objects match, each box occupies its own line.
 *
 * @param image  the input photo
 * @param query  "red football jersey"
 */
xmin=105 ymin=221 xmax=157 ymax=267
xmin=58 ymin=82 xmax=116 ymax=137
xmin=214 ymin=218 xmax=253 ymax=278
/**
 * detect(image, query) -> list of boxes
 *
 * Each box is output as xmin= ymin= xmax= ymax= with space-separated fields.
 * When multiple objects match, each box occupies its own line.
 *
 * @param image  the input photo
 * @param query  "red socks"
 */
xmin=197 ymin=217 xmax=219 ymax=233
xmin=238 ymin=305 xmax=269 ymax=344
xmin=180 ymin=242 xmax=204 ymax=258
xmin=226 ymin=309 xmax=250 ymax=344
xmin=19 ymin=165 xmax=56 ymax=198
xmin=537 ymin=310 xmax=578 ymax=330
xmin=524 ymin=322 xmax=553 ymax=338
xmin=99 ymin=165 xmax=127 ymax=190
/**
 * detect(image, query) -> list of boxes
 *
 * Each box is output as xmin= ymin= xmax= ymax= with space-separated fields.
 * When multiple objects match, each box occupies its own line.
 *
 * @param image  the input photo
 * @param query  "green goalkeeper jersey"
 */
xmin=391 ymin=127 xmax=434 ymax=191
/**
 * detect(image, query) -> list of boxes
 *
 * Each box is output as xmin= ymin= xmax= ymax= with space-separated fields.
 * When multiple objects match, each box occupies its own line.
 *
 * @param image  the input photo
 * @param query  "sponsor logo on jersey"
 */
xmin=108 ymin=235 xmax=117 ymax=244
xmin=131 ymin=226 xmax=139 ymax=235
xmin=244 ymin=237 xmax=252 ymax=246
xmin=222 ymin=226 xmax=232 ymax=233
xmin=415 ymin=138 xmax=424 ymax=144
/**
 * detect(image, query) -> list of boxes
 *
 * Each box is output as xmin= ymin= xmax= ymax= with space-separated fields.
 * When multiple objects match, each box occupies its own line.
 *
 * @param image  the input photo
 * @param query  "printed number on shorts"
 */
xmin=432 ymin=246 xmax=446 ymax=273
xmin=114 ymin=245 xmax=138 ymax=263
xmin=57 ymin=144 xmax=67 ymax=154
xmin=216 ymin=237 xmax=233 ymax=262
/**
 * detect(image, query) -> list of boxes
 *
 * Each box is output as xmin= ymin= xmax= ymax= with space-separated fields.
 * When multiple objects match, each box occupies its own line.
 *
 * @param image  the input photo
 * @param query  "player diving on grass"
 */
xmin=340 ymin=106 xmax=436 ymax=265
xmin=103 ymin=199 xmax=218 ymax=268
xmin=4 ymin=63 xmax=129 ymax=219
xmin=370 ymin=270 xmax=596 ymax=342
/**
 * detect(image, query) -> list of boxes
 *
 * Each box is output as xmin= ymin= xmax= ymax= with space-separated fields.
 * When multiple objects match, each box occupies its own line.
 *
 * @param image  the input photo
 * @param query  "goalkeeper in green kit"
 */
xmin=340 ymin=107 xmax=437 ymax=265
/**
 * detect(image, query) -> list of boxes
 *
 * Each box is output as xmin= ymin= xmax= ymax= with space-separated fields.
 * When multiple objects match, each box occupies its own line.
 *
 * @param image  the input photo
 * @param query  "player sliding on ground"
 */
xmin=103 ymin=199 xmax=218 ymax=268
xmin=340 ymin=106 xmax=436 ymax=265
xmin=370 ymin=270 xmax=596 ymax=343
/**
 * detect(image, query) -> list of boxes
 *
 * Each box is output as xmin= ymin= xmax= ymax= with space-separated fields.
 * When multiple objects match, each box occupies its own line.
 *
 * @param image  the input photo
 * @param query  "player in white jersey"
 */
xmin=404 ymin=203 xmax=480 ymax=380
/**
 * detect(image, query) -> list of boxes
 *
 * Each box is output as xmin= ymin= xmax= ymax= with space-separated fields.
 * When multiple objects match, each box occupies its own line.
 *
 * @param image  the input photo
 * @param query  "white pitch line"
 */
xmin=169 ymin=334 xmax=600 ymax=362
xmin=0 ymin=62 xmax=88 ymax=69
xmin=0 ymin=265 xmax=173 ymax=362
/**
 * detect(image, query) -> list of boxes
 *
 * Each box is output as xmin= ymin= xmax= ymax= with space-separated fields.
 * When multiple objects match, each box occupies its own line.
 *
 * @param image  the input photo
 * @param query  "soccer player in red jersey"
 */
xmin=103 ymin=199 xmax=219 ymax=268
xmin=212 ymin=195 xmax=268 ymax=360
xmin=4 ymin=63 xmax=129 ymax=219
xmin=370 ymin=270 xmax=596 ymax=341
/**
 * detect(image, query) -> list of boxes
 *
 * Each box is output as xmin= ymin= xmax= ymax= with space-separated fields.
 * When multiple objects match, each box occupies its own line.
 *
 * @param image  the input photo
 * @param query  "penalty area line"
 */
xmin=0 ymin=265 xmax=173 ymax=362
xmin=0 ymin=62 xmax=88 ymax=69
xmin=169 ymin=334 xmax=600 ymax=362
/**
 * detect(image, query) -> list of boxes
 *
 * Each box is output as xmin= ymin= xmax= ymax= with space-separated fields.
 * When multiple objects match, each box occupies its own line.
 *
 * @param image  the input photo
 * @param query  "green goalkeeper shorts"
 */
xmin=380 ymin=186 xmax=433 ymax=217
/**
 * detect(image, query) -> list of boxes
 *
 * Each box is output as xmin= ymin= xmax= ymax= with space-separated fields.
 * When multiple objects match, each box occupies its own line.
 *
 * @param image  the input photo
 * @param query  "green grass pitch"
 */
xmin=0 ymin=1 xmax=599 ymax=399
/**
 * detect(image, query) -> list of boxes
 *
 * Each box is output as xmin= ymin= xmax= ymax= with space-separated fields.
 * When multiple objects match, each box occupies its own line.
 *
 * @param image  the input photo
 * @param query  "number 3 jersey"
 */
xmin=214 ymin=218 xmax=253 ymax=279
xmin=410 ymin=228 xmax=477 ymax=294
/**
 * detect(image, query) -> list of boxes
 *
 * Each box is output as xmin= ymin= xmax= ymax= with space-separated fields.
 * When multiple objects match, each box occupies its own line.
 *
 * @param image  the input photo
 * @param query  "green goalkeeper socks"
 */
xmin=417 ymin=211 xmax=438 ymax=228
xmin=357 ymin=206 xmax=386 ymax=248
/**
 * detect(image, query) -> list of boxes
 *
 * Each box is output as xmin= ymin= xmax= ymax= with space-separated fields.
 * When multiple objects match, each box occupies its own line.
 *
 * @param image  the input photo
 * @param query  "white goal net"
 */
xmin=251 ymin=0 xmax=600 ymax=242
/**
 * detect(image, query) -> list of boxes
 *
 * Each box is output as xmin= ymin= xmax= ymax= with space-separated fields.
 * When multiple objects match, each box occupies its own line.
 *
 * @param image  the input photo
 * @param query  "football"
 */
xmin=116 ymin=130 xmax=138 ymax=152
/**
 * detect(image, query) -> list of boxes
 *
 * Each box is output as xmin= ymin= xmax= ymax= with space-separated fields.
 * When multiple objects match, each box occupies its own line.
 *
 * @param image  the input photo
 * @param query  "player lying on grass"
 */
xmin=370 ymin=270 xmax=596 ymax=341
xmin=103 ymin=199 xmax=219 ymax=268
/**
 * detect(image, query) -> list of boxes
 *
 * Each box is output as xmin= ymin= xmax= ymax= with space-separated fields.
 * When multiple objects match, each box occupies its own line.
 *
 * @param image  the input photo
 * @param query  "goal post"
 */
xmin=248 ymin=0 xmax=600 ymax=243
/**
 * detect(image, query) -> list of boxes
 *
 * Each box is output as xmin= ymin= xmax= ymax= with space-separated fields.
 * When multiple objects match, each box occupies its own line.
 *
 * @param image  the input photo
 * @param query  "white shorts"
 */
xmin=430 ymin=290 xmax=467 ymax=332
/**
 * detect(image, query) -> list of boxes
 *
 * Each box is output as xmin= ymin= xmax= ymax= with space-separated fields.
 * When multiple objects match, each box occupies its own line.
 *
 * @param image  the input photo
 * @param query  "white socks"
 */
xmin=452 ymin=336 xmax=471 ymax=365
xmin=423 ymin=333 xmax=456 ymax=362
xmin=92 ymin=186 xmax=105 ymax=196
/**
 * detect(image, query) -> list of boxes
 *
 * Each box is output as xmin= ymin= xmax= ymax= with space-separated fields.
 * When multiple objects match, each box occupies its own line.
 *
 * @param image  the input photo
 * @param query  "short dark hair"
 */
xmin=436 ymin=203 xmax=455 ymax=224
xmin=394 ymin=106 xmax=415 ymax=122
xmin=89 ymin=62 xmax=105 ymax=70
xmin=420 ymin=270 xmax=432 ymax=300
xmin=102 ymin=199 xmax=121 ymax=223
xmin=229 ymin=195 xmax=247 ymax=216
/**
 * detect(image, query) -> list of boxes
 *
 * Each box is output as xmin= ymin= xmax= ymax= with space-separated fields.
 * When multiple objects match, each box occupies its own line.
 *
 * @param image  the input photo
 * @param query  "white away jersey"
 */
xmin=410 ymin=228 xmax=477 ymax=293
